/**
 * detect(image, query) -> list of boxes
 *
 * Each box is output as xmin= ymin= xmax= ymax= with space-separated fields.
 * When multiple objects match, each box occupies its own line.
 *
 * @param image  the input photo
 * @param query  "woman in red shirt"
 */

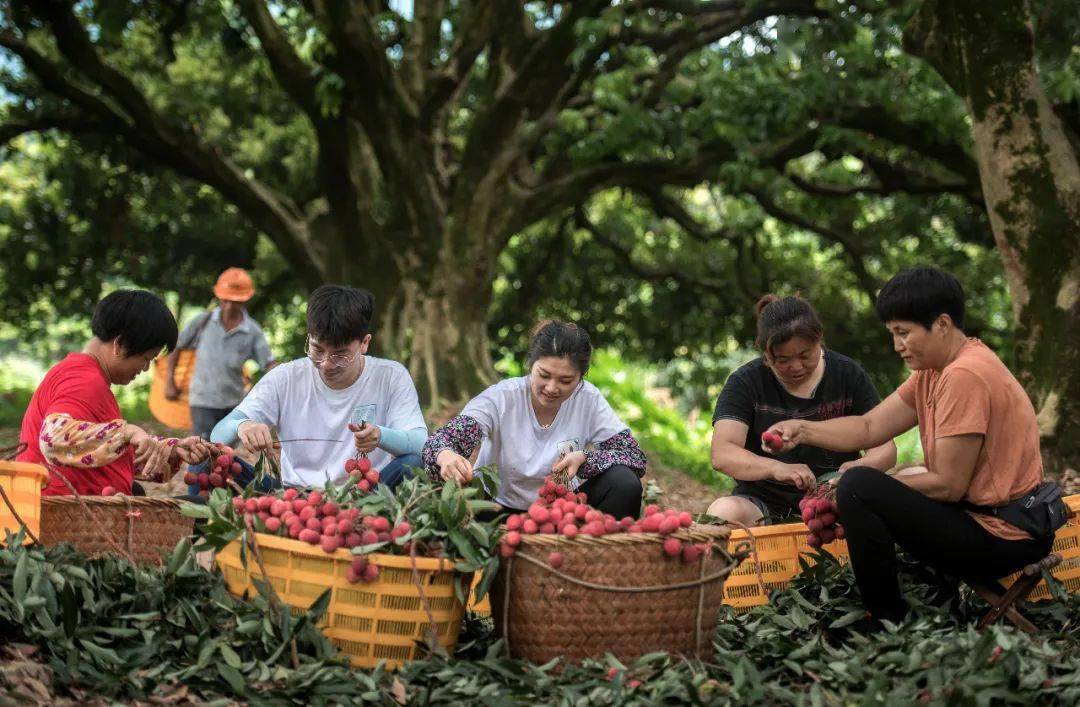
xmin=18 ymin=290 xmax=211 ymax=496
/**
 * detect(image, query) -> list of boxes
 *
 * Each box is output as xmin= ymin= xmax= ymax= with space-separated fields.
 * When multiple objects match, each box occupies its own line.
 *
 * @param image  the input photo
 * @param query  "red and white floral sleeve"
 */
xmin=38 ymin=413 xmax=129 ymax=468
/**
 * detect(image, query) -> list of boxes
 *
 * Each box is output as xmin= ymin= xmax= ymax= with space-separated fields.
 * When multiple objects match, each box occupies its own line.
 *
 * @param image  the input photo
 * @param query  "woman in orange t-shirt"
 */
xmin=763 ymin=267 xmax=1052 ymax=625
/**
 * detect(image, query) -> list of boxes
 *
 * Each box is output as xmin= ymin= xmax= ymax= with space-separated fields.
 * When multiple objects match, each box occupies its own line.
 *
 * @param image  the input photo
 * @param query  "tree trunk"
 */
xmin=380 ymin=260 xmax=498 ymax=409
xmin=906 ymin=0 xmax=1080 ymax=473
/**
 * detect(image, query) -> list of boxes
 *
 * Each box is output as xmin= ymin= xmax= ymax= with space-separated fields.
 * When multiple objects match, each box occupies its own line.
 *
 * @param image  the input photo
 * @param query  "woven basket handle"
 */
xmin=0 ymin=442 xmax=28 ymax=461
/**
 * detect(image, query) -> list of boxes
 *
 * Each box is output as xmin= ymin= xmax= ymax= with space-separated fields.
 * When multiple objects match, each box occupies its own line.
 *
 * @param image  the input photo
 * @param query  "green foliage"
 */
xmin=3 ymin=533 xmax=1079 ymax=705
xmin=587 ymin=350 xmax=726 ymax=489
xmin=186 ymin=465 xmax=505 ymax=601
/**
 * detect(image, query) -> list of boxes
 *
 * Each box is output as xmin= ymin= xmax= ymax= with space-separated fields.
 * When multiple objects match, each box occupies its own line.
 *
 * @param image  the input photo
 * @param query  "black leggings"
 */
xmin=835 ymin=467 xmax=1052 ymax=622
xmin=578 ymin=464 xmax=644 ymax=519
xmin=488 ymin=465 xmax=645 ymax=521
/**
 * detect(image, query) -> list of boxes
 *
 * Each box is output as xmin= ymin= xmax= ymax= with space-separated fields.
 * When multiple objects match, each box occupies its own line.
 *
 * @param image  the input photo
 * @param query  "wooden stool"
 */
xmin=969 ymin=553 xmax=1062 ymax=633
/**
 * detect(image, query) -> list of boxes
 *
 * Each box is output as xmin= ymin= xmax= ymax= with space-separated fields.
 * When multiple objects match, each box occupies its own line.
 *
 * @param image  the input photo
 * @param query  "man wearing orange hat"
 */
xmin=165 ymin=267 xmax=276 ymax=441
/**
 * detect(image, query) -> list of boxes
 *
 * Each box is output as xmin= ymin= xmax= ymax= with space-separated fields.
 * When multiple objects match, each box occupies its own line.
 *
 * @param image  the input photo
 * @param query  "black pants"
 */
xmin=488 ymin=465 xmax=645 ymax=522
xmin=836 ymin=467 xmax=1052 ymax=622
xmin=578 ymin=465 xmax=644 ymax=519
xmin=190 ymin=406 xmax=234 ymax=441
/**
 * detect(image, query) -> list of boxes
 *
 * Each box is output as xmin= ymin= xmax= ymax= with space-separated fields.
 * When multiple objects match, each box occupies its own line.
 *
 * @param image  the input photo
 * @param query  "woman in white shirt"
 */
xmin=422 ymin=320 xmax=647 ymax=518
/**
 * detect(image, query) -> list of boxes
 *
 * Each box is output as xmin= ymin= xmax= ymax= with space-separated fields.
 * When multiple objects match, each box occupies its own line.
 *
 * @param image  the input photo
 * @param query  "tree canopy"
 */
xmin=1 ymin=1 xmax=1077 ymax=467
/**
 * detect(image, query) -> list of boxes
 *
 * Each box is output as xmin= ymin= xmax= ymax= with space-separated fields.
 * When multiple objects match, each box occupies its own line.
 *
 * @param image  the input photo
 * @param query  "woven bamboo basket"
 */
xmin=40 ymin=495 xmax=194 ymax=565
xmin=491 ymin=524 xmax=747 ymax=665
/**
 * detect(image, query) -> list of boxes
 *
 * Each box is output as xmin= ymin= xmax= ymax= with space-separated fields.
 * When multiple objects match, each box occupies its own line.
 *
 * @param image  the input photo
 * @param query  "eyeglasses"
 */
xmin=304 ymin=338 xmax=360 ymax=368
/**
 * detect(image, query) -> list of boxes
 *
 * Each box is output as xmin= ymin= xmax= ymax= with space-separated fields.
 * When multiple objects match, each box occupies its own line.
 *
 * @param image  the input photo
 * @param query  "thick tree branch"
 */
xmin=419 ymin=1 xmax=492 ymax=129
xmin=0 ymin=113 xmax=106 ymax=146
xmin=237 ymin=0 xmax=320 ymax=119
xmin=640 ymin=187 xmax=739 ymax=244
xmin=9 ymin=4 xmax=324 ymax=287
xmin=746 ymin=186 xmax=879 ymax=300
xmin=401 ymin=0 xmax=444 ymax=100
xmin=785 ymin=171 xmax=971 ymax=198
xmin=575 ymin=206 xmax=732 ymax=296
xmin=833 ymin=106 xmax=979 ymax=184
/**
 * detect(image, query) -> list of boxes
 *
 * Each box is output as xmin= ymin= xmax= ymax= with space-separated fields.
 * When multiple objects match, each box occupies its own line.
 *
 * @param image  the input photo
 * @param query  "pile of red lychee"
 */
xmin=498 ymin=476 xmax=709 ymax=570
xmin=184 ymin=445 xmax=242 ymax=498
xmin=232 ymin=488 xmax=411 ymax=584
xmin=800 ymin=490 xmax=844 ymax=547
xmin=343 ymin=455 xmax=380 ymax=492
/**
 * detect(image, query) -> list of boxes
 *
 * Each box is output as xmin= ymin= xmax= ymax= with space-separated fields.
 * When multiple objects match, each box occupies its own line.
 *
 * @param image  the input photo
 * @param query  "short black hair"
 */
xmin=91 ymin=290 xmax=178 ymax=355
xmin=875 ymin=267 xmax=966 ymax=330
xmin=306 ymin=285 xmax=375 ymax=347
xmin=527 ymin=320 xmax=592 ymax=375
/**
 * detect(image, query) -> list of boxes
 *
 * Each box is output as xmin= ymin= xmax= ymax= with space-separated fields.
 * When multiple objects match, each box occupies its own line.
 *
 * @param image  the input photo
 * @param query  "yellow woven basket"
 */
xmin=216 ymin=532 xmax=471 ymax=669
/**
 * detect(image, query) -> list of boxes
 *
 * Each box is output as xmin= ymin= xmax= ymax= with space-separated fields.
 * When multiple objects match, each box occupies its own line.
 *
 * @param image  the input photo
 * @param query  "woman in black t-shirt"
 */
xmin=707 ymin=295 xmax=897 ymax=526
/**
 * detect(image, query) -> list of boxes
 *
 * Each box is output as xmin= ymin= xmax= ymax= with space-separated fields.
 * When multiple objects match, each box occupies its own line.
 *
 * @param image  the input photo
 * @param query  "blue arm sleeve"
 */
xmin=210 ymin=409 xmax=251 ymax=446
xmin=376 ymin=425 xmax=427 ymax=457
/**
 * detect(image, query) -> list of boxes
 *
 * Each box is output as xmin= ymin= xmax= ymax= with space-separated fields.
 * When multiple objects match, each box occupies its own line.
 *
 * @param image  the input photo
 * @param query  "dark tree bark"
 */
xmin=906 ymin=0 xmax=1080 ymax=473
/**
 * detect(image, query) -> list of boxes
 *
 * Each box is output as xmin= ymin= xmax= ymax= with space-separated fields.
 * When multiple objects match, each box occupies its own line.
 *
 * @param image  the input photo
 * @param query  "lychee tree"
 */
xmin=0 ymin=0 xmax=828 ymax=406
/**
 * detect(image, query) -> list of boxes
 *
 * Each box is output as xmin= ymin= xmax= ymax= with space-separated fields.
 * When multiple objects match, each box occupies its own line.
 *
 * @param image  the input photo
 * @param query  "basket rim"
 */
xmin=517 ymin=523 xmax=730 ymax=547
xmin=0 ymin=460 xmax=49 ymax=484
xmin=235 ymin=531 xmax=463 ymax=571
xmin=42 ymin=495 xmax=185 ymax=508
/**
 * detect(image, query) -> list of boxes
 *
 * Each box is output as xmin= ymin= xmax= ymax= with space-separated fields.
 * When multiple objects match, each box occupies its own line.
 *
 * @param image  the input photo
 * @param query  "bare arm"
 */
xmin=165 ymin=348 xmax=181 ymax=385
xmin=711 ymin=419 xmax=780 ymax=481
xmin=711 ymin=419 xmax=816 ymax=490
xmin=766 ymin=391 xmax=918 ymax=454
xmin=897 ymin=434 xmax=981 ymax=502
xmin=840 ymin=439 xmax=898 ymax=473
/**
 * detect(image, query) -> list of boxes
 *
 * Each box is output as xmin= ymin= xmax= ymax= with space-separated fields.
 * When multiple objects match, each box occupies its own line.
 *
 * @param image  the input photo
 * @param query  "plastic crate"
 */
xmin=0 ymin=460 xmax=49 ymax=545
xmin=722 ymin=522 xmax=848 ymax=611
xmin=1002 ymin=494 xmax=1080 ymax=600
xmin=468 ymin=572 xmax=491 ymax=616
xmin=721 ymin=494 xmax=1080 ymax=611
xmin=216 ymin=532 xmax=471 ymax=669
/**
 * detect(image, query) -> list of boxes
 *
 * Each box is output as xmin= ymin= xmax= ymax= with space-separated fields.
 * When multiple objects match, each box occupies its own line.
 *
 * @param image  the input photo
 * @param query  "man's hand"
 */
xmin=436 ymin=448 xmax=474 ymax=485
xmin=771 ymin=462 xmax=817 ymax=491
xmin=348 ymin=422 xmax=381 ymax=455
xmin=551 ymin=450 xmax=587 ymax=479
xmin=164 ymin=378 xmax=181 ymax=401
xmin=237 ymin=421 xmax=278 ymax=454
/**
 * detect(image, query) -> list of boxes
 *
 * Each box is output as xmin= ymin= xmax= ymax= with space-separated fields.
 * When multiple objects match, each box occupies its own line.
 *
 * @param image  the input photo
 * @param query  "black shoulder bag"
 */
xmin=962 ymin=480 xmax=1069 ymax=540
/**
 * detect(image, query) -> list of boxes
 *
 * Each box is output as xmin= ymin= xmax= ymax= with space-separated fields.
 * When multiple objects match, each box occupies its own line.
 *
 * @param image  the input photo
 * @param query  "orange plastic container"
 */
xmin=216 ymin=532 xmax=471 ymax=669
xmin=149 ymin=355 xmax=194 ymax=431
xmin=0 ymin=460 xmax=49 ymax=544
xmin=722 ymin=494 xmax=1080 ymax=611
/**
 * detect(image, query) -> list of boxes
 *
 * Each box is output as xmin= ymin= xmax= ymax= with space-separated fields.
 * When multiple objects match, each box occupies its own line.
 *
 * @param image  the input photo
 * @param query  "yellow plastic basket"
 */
xmin=467 ymin=572 xmax=491 ymax=616
xmin=722 ymin=494 xmax=1080 ymax=611
xmin=722 ymin=522 xmax=849 ymax=611
xmin=1002 ymin=494 xmax=1080 ymax=600
xmin=0 ymin=460 xmax=49 ymax=545
xmin=216 ymin=532 xmax=471 ymax=669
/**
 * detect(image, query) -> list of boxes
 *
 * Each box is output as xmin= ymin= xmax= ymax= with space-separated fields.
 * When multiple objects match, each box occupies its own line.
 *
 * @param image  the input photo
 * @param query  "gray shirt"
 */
xmin=177 ymin=308 xmax=274 ymax=409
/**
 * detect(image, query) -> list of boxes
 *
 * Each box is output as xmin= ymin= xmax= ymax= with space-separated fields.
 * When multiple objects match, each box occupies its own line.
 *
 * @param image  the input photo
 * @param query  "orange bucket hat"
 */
xmin=213 ymin=267 xmax=255 ymax=302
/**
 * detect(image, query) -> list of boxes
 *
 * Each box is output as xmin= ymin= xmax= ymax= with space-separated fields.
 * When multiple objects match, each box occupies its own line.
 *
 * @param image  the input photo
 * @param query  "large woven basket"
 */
xmin=491 ymin=524 xmax=746 ymax=665
xmin=40 ymin=495 xmax=194 ymax=565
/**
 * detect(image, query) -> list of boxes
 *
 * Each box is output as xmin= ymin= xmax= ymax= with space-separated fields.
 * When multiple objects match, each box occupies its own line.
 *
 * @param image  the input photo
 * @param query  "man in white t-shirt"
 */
xmin=210 ymin=285 xmax=426 ymax=489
